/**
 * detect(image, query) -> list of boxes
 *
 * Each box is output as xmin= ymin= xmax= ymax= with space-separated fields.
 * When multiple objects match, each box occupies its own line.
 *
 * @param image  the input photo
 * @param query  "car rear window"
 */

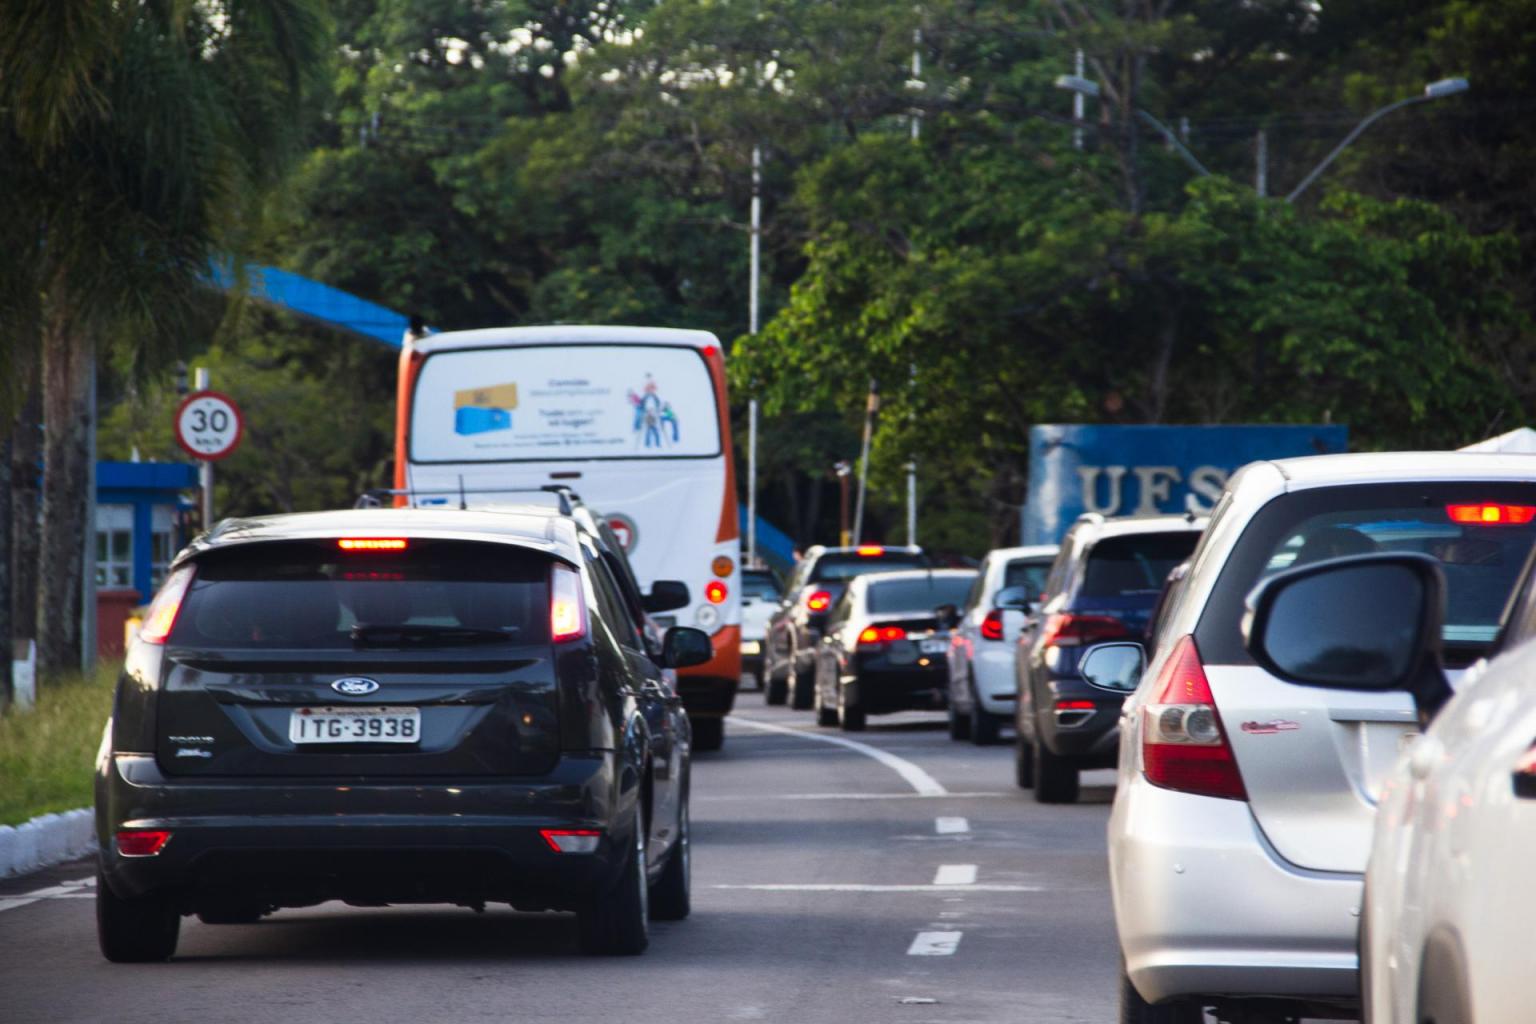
xmin=811 ymin=552 xmax=928 ymax=582
xmin=1197 ymin=483 xmax=1536 ymax=664
xmin=1078 ymin=533 xmax=1202 ymax=599
xmin=743 ymin=571 xmax=782 ymax=600
xmin=171 ymin=540 xmax=551 ymax=648
xmin=867 ymin=575 xmax=976 ymax=613
xmin=1003 ymin=558 xmax=1051 ymax=596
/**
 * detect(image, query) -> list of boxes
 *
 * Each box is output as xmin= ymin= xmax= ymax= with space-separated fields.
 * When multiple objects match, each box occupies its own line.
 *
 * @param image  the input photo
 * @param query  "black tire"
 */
xmin=578 ymin=803 xmax=650 ymax=955
xmin=969 ymin=681 xmax=1000 ymax=745
xmin=814 ymin=680 xmax=839 ymax=727
xmin=838 ymin=686 xmax=866 ymax=732
xmin=97 ymin=870 xmax=180 ymax=963
xmin=790 ymin=665 xmax=815 ymax=710
xmin=649 ymin=797 xmax=690 ymax=921
xmin=764 ymin=668 xmax=788 ymax=706
xmin=1119 ymin=963 xmax=1203 ymax=1024
xmin=1034 ymin=740 xmax=1080 ymax=804
xmin=948 ymin=700 xmax=972 ymax=740
xmin=1014 ymin=734 xmax=1035 ymax=789
xmin=691 ymin=716 xmax=724 ymax=752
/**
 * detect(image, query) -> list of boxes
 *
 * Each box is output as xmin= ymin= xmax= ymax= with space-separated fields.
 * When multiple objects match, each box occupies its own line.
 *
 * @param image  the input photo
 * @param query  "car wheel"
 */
xmin=814 ymin=675 xmax=839 ymax=728
xmin=649 ymin=795 xmax=690 ymax=921
xmin=691 ymin=716 xmax=724 ymax=752
xmin=837 ymin=684 xmax=866 ymax=732
xmin=578 ymin=802 xmax=650 ymax=955
xmin=1034 ymin=740 xmax=1079 ymax=804
xmin=1119 ymin=963 xmax=1203 ymax=1024
xmin=969 ymin=680 xmax=999 ymax=745
xmin=790 ymin=665 xmax=815 ymax=710
xmin=764 ymin=665 xmax=788 ymax=706
xmin=97 ymin=869 xmax=180 ymax=963
xmin=1014 ymin=735 xmax=1035 ymax=789
xmin=948 ymin=699 xmax=971 ymax=741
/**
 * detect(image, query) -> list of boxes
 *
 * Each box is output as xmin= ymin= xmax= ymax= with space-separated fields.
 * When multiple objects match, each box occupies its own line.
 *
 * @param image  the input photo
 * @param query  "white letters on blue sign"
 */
xmin=1077 ymin=464 xmax=1229 ymax=517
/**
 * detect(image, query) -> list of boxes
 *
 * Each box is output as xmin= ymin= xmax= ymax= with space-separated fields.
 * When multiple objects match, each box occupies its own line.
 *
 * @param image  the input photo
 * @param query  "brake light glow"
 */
xmin=980 ymin=609 xmax=1006 ymax=641
xmin=806 ymin=590 xmax=832 ymax=612
xmin=337 ymin=538 xmax=409 ymax=551
xmin=539 ymin=828 xmax=602 ymax=854
xmin=706 ymin=580 xmax=728 ymax=604
xmin=1041 ymin=613 xmax=1128 ymax=648
xmin=858 ymin=625 xmax=907 ymax=646
xmin=1446 ymin=504 xmax=1536 ymax=525
xmin=1056 ymin=699 xmax=1096 ymax=711
xmin=856 ymin=545 xmax=885 ymax=556
xmin=138 ymin=566 xmax=195 ymax=645
xmin=116 ymin=830 xmax=171 ymax=857
xmin=550 ymin=565 xmax=587 ymax=643
xmin=1141 ymin=635 xmax=1246 ymax=801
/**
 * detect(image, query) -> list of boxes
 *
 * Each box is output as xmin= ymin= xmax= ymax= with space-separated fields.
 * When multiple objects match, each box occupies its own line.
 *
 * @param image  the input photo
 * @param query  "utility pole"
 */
xmin=196 ymin=367 xmax=213 ymax=530
xmin=852 ymin=380 xmax=877 ymax=545
xmin=1255 ymin=129 xmax=1268 ymax=198
xmin=80 ymin=358 xmax=97 ymax=674
xmin=1072 ymin=49 xmax=1085 ymax=150
xmin=910 ymin=27 xmax=923 ymax=140
xmin=834 ymin=461 xmax=851 ymax=547
xmin=747 ymin=145 xmax=761 ymax=567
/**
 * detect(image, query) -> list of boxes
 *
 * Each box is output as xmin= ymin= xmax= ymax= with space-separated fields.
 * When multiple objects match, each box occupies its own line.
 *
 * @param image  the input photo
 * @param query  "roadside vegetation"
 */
xmin=0 ymin=662 xmax=118 ymax=826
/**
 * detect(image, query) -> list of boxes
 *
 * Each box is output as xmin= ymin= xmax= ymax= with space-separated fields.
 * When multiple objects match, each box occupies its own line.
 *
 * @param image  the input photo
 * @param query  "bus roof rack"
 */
xmin=355 ymin=486 xmax=575 ymax=516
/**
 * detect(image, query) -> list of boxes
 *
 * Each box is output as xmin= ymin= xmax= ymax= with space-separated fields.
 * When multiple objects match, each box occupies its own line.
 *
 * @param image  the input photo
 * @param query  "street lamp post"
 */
xmin=1053 ymin=74 xmax=1210 ymax=178
xmin=1284 ymin=78 xmax=1469 ymax=204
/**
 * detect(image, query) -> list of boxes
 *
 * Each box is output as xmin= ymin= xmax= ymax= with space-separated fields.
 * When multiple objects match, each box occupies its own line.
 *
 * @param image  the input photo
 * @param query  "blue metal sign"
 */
xmin=1022 ymin=424 xmax=1348 ymax=545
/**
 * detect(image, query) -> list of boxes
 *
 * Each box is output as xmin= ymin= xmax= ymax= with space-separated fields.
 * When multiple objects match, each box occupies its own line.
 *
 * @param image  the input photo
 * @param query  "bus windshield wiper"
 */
xmin=350 ymin=623 xmax=520 ymax=646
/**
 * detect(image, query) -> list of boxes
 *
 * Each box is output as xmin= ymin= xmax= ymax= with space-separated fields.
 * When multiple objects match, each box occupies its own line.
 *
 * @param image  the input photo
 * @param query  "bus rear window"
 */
xmin=811 ymin=553 xmax=928 ymax=582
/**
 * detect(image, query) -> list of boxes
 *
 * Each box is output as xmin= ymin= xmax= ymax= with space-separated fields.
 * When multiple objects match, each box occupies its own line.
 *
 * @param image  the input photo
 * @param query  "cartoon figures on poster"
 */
xmin=628 ymin=374 xmax=680 ymax=449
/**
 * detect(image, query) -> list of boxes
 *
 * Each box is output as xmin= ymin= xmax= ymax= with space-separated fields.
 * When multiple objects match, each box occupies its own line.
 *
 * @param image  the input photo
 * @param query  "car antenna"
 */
xmin=458 ymin=474 xmax=467 ymax=511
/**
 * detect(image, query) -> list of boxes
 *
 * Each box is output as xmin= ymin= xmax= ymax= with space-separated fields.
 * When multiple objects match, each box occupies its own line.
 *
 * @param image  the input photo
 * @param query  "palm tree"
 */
xmin=0 ymin=0 xmax=332 ymax=680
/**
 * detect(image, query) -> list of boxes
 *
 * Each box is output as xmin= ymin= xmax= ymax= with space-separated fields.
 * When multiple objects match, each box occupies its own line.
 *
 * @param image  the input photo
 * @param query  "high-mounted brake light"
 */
xmin=857 ymin=625 xmax=907 ymax=646
xmin=138 ymin=566 xmax=195 ymax=645
xmin=1041 ymin=613 xmax=1128 ymax=649
xmin=706 ymin=580 xmax=729 ymax=604
xmin=539 ymin=828 xmax=602 ymax=854
xmin=337 ymin=538 xmax=409 ymax=551
xmin=1446 ymin=504 xmax=1536 ymax=526
xmin=806 ymin=590 xmax=832 ymax=612
xmin=980 ymin=609 xmax=1006 ymax=641
xmin=550 ymin=565 xmax=587 ymax=643
xmin=856 ymin=545 xmax=885 ymax=556
xmin=116 ymin=830 xmax=172 ymax=857
xmin=1141 ymin=635 xmax=1246 ymax=801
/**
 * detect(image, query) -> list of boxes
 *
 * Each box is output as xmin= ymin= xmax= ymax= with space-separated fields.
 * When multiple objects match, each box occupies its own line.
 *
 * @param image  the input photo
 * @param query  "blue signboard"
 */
xmin=1022 ymin=424 xmax=1349 ymax=546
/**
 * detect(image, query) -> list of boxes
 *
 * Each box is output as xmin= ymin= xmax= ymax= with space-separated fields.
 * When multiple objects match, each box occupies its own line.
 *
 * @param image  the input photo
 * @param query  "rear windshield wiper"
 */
xmin=350 ymin=623 xmax=520 ymax=647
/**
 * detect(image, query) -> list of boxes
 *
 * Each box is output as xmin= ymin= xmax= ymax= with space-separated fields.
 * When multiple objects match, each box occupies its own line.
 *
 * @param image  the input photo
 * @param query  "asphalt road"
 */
xmin=0 ymin=700 xmax=1122 ymax=1024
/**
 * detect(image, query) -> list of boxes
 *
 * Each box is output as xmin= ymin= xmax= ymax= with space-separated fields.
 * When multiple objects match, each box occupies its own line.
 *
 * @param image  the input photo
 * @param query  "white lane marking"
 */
xmin=712 ymin=883 xmax=1038 ymax=892
xmin=933 ymin=864 xmax=977 ymax=886
xmin=935 ymin=816 xmax=969 ymax=834
xmin=696 ymin=791 xmax=1003 ymax=802
xmin=908 ymin=930 xmax=963 ymax=956
xmin=0 ymin=877 xmax=98 ymax=914
xmin=729 ymin=718 xmax=947 ymax=796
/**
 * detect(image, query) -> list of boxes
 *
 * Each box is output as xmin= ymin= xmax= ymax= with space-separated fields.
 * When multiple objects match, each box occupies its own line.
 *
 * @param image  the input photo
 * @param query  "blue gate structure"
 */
xmin=207 ymin=262 xmax=417 ymax=348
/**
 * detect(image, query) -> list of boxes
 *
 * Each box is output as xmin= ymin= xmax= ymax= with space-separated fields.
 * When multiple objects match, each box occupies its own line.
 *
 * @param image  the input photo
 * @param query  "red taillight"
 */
xmin=857 ymin=625 xmax=907 ymax=647
xmin=806 ymin=590 xmax=832 ymax=612
xmin=550 ymin=565 xmax=587 ymax=643
xmin=980 ymin=609 xmax=1005 ymax=641
xmin=138 ymin=566 xmax=195 ymax=645
xmin=116 ymin=830 xmax=171 ymax=857
xmin=1056 ymin=699 xmax=1096 ymax=711
xmin=706 ymin=580 xmax=728 ymax=604
xmin=539 ymin=828 xmax=602 ymax=854
xmin=1446 ymin=504 xmax=1536 ymax=525
xmin=1041 ymin=613 xmax=1128 ymax=648
xmin=1141 ymin=635 xmax=1246 ymax=801
xmin=856 ymin=545 xmax=885 ymax=556
xmin=337 ymin=538 xmax=409 ymax=551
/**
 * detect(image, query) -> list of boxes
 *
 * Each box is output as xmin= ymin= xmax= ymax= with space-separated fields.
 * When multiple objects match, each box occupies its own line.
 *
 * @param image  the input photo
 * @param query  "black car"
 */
xmin=1014 ymin=513 xmax=1204 ymax=803
xmin=95 ymin=508 xmax=710 ymax=962
xmin=763 ymin=544 xmax=928 ymax=709
xmin=811 ymin=569 xmax=977 ymax=731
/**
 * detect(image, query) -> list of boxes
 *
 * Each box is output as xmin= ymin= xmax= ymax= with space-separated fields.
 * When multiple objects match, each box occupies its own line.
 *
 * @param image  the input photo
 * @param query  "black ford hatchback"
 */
xmin=95 ymin=509 xmax=710 ymax=961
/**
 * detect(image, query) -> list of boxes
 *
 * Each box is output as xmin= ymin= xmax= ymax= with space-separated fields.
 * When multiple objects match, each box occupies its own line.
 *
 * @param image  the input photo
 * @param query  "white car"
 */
xmin=739 ymin=568 xmax=783 ymax=688
xmin=1238 ymin=541 xmax=1536 ymax=1024
xmin=943 ymin=545 xmax=1056 ymax=744
xmin=1075 ymin=453 xmax=1536 ymax=1024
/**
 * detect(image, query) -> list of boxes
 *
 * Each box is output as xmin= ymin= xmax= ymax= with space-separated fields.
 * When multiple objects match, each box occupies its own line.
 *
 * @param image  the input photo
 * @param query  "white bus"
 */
xmin=393 ymin=325 xmax=741 ymax=748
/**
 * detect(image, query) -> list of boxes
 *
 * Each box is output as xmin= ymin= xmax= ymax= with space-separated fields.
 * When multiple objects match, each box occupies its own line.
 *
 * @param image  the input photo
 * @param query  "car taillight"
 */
xmin=550 ymin=565 xmax=587 ymax=643
xmin=1446 ymin=504 xmax=1536 ymax=525
xmin=1513 ymin=744 xmax=1536 ymax=799
xmin=539 ymin=829 xmax=602 ymax=854
xmin=116 ymin=830 xmax=171 ymax=857
xmin=980 ymin=609 xmax=1005 ymax=641
xmin=857 ymin=625 xmax=907 ymax=647
xmin=1141 ymin=635 xmax=1246 ymax=801
xmin=1056 ymin=699 xmax=1096 ymax=711
xmin=706 ymin=580 xmax=728 ymax=604
xmin=337 ymin=537 xmax=409 ymax=550
xmin=1041 ymin=613 xmax=1127 ymax=648
xmin=856 ymin=545 xmax=885 ymax=556
xmin=138 ymin=566 xmax=195 ymax=645
xmin=806 ymin=590 xmax=832 ymax=612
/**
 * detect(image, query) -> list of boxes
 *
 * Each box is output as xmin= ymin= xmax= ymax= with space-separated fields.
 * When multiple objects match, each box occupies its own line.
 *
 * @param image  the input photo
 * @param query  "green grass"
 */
xmin=0 ymin=661 xmax=119 ymax=827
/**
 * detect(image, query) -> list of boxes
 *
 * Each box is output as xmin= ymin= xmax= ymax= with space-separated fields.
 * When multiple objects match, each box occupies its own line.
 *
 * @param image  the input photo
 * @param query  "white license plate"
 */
xmin=289 ymin=707 xmax=421 ymax=744
xmin=919 ymin=637 xmax=948 ymax=654
xmin=741 ymin=640 xmax=762 ymax=655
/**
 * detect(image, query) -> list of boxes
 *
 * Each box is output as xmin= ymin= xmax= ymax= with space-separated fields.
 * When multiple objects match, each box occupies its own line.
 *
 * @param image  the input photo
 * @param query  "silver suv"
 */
xmin=1078 ymin=453 xmax=1536 ymax=1023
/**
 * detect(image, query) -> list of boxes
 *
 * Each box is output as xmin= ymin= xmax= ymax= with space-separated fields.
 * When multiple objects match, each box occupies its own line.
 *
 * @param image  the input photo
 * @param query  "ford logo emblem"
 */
xmin=331 ymin=677 xmax=380 ymax=696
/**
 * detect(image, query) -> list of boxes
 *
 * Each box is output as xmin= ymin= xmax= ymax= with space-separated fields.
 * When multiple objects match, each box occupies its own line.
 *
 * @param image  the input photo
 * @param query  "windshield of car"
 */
xmin=810 ymin=552 xmax=928 ymax=582
xmin=1078 ymin=532 xmax=1202 ymax=599
xmin=1002 ymin=558 xmax=1051 ymax=596
xmin=742 ymin=570 xmax=782 ymax=600
xmin=866 ymin=575 xmax=976 ymax=613
xmin=171 ymin=540 xmax=551 ymax=649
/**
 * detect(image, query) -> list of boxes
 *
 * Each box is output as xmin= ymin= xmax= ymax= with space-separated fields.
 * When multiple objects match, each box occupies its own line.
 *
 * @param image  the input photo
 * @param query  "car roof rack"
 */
xmin=355 ymin=484 xmax=575 ymax=516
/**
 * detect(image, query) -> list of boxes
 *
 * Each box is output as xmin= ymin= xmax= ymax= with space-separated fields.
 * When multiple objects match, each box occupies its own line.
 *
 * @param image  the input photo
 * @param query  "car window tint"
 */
xmin=1078 ymin=533 xmax=1201 ymax=599
xmin=743 ymin=571 xmax=782 ymax=600
xmin=866 ymin=575 xmax=976 ymax=613
xmin=173 ymin=540 xmax=550 ymax=648
xmin=809 ymin=553 xmax=928 ymax=581
xmin=1003 ymin=558 xmax=1051 ymax=597
xmin=588 ymin=555 xmax=644 ymax=652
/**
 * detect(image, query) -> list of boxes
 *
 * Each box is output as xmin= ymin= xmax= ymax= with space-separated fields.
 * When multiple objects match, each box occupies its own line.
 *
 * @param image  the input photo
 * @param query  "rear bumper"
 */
xmin=972 ymin=645 xmax=1018 ymax=715
xmin=96 ymin=750 xmax=632 ymax=911
xmin=848 ymin=660 xmax=950 ymax=715
xmin=678 ymin=625 xmax=741 ymax=717
xmin=1109 ymin=777 xmax=1361 ymax=1007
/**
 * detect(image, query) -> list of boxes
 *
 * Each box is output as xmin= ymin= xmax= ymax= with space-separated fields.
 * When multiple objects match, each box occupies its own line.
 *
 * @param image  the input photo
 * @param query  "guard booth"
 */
xmin=94 ymin=461 xmax=197 ymax=658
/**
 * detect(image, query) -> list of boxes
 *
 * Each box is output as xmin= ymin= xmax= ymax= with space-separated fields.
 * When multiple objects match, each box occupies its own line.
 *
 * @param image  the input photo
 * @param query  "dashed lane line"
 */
xmin=907 ymin=931 xmax=963 ymax=956
xmin=932 ymin=864 xmax=978 ymax=886
xmin=695 ymin=791 xmax=1005 ymax=802
xmin=711 ymin=883 xmax=1039 ymax=893
xmin=728 ymin=717 xmax=948 ymax=796
xmin=934 ymin=816 xmax=969 ymax=834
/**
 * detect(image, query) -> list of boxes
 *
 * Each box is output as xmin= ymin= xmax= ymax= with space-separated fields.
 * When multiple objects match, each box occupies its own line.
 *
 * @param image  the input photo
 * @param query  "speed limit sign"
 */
xmin=174 ymin=390 xmax=244 ymax=461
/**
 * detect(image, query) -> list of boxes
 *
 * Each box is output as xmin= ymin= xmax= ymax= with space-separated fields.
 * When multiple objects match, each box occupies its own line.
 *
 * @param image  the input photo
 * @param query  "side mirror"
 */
xmin=1079 ymin=642 xmax=1146 ymax=694
xmin=994 ymin=586 xmax=1031 ymax=611
xmin=662 ymin=626 xmax=714 ymax=668
xmin=1242 ymin=553 xmax=1451 ymax=722
xmin=933 ymin=603 xmax=960 ymax=629
xmin=643 ymin=580 xmax=691 ymax=614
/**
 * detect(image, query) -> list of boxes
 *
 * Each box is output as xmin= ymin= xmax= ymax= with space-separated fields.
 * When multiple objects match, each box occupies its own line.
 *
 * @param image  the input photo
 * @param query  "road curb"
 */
xmin=0 ymin=809 xmax=93 ymax=879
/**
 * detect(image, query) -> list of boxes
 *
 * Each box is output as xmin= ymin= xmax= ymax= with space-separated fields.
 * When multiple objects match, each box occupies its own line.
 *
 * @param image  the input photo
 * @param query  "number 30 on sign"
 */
xmin=174 ymin=390 xmax=244 ymax=461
